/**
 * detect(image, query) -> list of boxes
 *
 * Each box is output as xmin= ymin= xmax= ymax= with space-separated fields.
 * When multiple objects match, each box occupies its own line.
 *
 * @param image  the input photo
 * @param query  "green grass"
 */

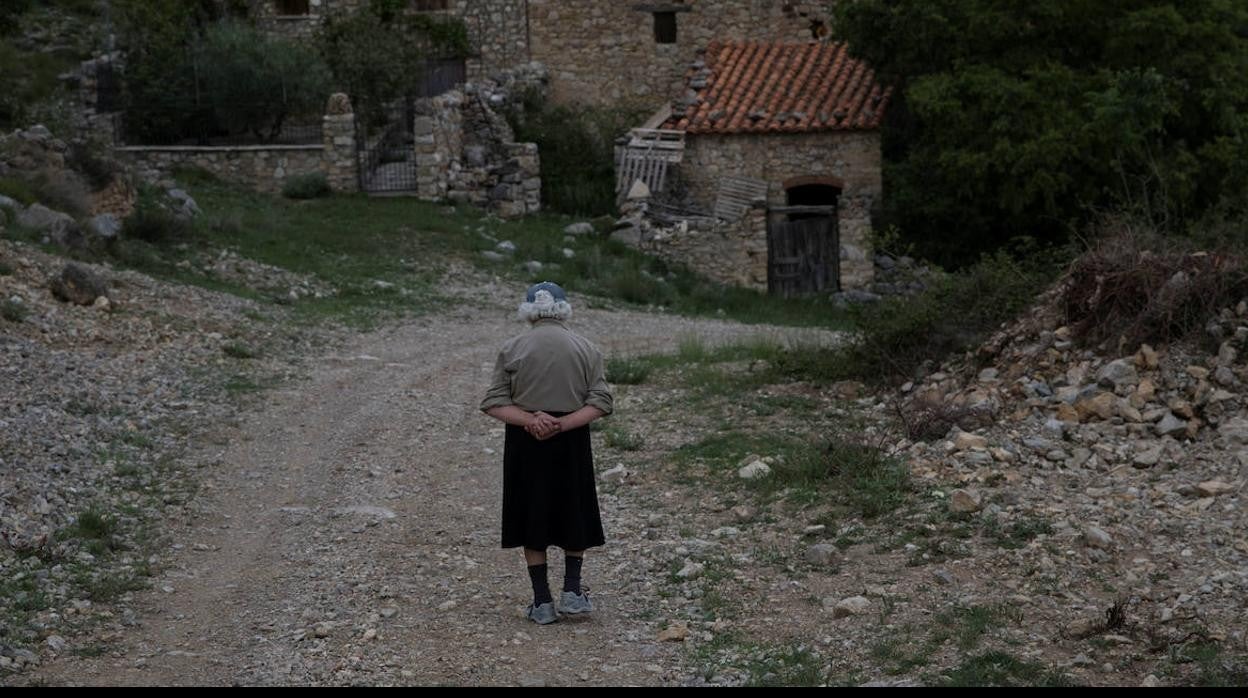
xmin=104 ymin=178 xmax=852 ymax=329
xmin=932 ymin=603 xmax=1024 ymax=651
xmin=222 ymin=342 xmax=258 ymax=359
xmin=981 ymin=514 xmax=1054 ymax=551
xmin=2 ymin=298 xmax=28 ymax=322
xmin=1170 ymin=642 xmax=1248 ymax=687
xmin=603 ymin=426 xmax=644 ymax=451
xmin=936 ymin=651 xmax=1075 ymax=687
xmin=672 ymin=430 xmax=911 ymax=515
xmin=689 ymin=633 xmax=847 ymax=687
xmin=871 ymin=630 xmax=938 ymax=676
xmin=606 ymin=357 xmax=651 ymax=384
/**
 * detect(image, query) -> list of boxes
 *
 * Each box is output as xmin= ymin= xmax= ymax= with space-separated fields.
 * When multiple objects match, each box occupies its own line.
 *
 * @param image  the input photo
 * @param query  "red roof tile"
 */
xmin=666 ymin=41 xmax=893 ymax=135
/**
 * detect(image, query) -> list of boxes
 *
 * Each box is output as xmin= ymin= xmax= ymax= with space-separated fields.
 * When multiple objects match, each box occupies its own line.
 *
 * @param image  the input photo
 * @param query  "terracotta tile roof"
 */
xmin=666 ymin=41 xmax=893 ymax=135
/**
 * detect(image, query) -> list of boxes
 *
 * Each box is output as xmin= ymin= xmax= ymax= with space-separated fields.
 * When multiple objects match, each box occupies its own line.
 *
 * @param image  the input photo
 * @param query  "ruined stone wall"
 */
xmin=528 ymin=0 xmax=834 ymax=107
xmin=414 ymin=82 xmax=540 ymax=218
xmin=677 ymin=130 xmax=880 ymax=289
xmin=618 ymin=200 xmax=771 ymax=291
xmin=254 ymin=0 xmax=528 ymax=75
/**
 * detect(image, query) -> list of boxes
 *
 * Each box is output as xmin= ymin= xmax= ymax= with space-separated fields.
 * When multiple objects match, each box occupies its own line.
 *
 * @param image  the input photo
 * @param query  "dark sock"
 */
xmin=528 ymin=563 xmax=552 ymax=605
xmin=563 ymin=555 xmax=584 ymax=594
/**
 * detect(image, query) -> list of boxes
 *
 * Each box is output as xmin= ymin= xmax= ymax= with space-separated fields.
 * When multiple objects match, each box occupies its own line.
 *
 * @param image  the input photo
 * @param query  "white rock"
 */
xmin=830 ymin=596 xmax=871 ymax=618
xmin=738 ymin=460 xmax=772 ymax=480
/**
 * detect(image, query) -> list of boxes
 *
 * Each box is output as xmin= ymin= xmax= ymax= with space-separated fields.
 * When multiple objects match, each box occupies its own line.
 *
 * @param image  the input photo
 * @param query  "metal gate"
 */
xmin=767 ymin=207 xmax=840 ymax=297
xmin=356 ymin=100 xmax=417 ymax=193
xmin=355 ymin=59 xmax=467 ymax=194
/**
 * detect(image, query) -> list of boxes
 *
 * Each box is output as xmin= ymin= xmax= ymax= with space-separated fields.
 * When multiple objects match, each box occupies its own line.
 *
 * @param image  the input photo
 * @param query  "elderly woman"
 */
xmin=481 ymin=282 xmax=613 ymax=625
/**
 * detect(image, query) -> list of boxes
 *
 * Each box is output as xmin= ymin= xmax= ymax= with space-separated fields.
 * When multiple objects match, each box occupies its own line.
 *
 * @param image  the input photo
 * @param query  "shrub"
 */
xmin=282 ymin=172 xmax=332 ymax=200
xmin=823 ymin=436 xmax=911 ymax=518
xmin=67 ymin=141 xmax=121 ymax=190
xmin=1 ymin=298 xmax=28 ymax=322
xmin=775 ymin=249 xmax=1057 ymax=384
xmin=0 ymin=176 xmax=36 ymax=205
xmin=1063 ymin=226 xmax=1248 ymax=348
xmin=506 ymin=90 xmax=647 ymax=216
xmin=223 ymin=342 xmax=257 ymax=359
xmin=122 ymin=193 xmax=190 ymax=243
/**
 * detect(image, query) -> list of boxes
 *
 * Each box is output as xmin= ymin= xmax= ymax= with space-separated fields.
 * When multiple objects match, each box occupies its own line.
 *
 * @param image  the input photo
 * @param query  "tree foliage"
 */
xmin=195 ymin=21 xmax=329 ymax=141
xmin=113 ymin=2 xmax=329 ymax=143
xmin=834 ymin=0 xmax=1248 ymax=264
xmin=318 ymin=0 xmax=470 ymax=115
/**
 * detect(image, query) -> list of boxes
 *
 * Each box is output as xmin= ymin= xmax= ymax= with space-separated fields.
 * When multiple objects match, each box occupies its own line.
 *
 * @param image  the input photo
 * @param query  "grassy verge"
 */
xmin=90 ymin=175 xmax=853 ymax=329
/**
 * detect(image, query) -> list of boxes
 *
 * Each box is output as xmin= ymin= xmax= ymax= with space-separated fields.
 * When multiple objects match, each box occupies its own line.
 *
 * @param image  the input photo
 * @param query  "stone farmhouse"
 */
xmin=197 ymin=2 xmax=891 ymax=292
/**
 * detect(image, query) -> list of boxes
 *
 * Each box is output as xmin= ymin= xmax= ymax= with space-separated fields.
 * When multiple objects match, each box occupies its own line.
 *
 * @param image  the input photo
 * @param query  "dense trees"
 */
xmin=834 ymin=0 xmax=1248 ymax=263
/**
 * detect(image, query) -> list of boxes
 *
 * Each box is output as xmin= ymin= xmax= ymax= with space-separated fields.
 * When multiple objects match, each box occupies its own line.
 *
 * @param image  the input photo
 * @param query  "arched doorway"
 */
xmin=784 ymin=176 xmax=842 ymax=220
xmin=767 ymin=177 xmax=842 ymax=296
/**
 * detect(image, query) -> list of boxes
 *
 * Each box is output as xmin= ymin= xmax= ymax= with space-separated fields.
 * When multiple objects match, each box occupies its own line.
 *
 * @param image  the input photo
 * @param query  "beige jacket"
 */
xmin=480 ymin=319 xmax=614 ymax=415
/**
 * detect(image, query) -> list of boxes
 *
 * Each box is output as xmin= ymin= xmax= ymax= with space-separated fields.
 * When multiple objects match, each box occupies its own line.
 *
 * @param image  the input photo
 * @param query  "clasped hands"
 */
xmin=525 ymin=411 xmax=563 ymax=441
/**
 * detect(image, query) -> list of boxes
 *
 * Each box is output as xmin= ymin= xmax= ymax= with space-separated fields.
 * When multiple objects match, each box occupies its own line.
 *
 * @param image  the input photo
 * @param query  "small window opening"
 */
xmin=810 ymin=20 xmax=829 ymax=40
xmin=654 ymin=12 xmax=677 ymax=44
xmin=275 ymin=0 xmax=310 ymax=16
xmin=412 ymin=0 xmax=449 ymax=10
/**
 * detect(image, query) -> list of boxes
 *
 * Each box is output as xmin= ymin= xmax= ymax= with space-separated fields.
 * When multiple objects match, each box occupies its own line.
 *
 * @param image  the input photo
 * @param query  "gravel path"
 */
xmin=33 ymin=291 xmax=836 ymax=686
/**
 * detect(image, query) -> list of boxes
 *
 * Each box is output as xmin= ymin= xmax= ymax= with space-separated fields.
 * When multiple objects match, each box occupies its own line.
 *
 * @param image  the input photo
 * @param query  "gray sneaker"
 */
xmin=559 ymin=590 xmax=593 ymax=615
xmin=526 ymin=601 xmax=559 ymax=625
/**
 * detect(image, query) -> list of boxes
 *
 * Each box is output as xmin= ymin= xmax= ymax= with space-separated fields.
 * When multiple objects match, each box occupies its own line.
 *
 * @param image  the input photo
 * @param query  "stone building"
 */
xmin=252 ymin=1 xmax=835 ymax=109
xmin=251 ymin=0 xmax=529 ymax=77
xmin=619 ymin=40 xmax=891 ymax=293
xmin=527 ymin=0 xmax=835 ymax=108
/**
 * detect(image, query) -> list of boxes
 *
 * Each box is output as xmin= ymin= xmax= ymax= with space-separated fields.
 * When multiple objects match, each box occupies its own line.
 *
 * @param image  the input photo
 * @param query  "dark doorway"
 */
xmin=785 ymin=183 xmax=840 ymax=220
xmin=769 ymin=179 xmax=841 ymax=296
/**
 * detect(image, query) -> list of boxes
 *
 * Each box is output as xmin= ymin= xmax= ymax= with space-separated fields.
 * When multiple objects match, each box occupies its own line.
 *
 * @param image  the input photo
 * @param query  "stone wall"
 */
xmin=114 ymin=145 xmax=329 ymax=195
xmin=528 ymin=0 xmax=834 ymax=107
xmin=619 ymin=198 xmax=771 ymax=291
xmin=414 ymin=82 xmax=540 ymax=217
xmin=114 ymin=93 xmax=360 ymax=195
xmin=676 ymin=130 xmax=881 ymax=289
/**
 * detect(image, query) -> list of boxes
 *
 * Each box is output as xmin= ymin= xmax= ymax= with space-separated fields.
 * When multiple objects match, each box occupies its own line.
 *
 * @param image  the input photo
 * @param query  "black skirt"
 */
xmin=501 ymin=419 xmax=605 ymax=550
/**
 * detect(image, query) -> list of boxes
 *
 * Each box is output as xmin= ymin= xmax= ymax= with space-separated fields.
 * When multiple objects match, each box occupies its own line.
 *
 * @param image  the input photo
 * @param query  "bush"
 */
xmin=67 ymin=141 xmax=121 ymax=190
xmin=1063 ymin=226 xmax=1248 ymax=349
xmin=825 ymin=437 xmax=911 ymax=519
xmin=122 ymin=196 xmax=190 ymax=243
xmin=282 ymin=172 xmax=332 ymax=200
xmin=774 ymin=249 xmax=1056 ymax=384
xmin=506 ymin=90 xmax=647 ymax=216
xmin=1 ymin=298 xmax=28 ymax=322
xmin=0 ymin=176 xmax=36 ymax=205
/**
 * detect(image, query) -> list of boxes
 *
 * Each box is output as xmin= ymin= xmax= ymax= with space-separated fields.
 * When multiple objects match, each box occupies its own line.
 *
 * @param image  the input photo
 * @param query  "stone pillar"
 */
xmin=838 ymin=193 xmax=875 ymax=290
xmin=413 ymin=104 xmax=443 ymax=202
xmin=508 ymin=142 xmax=541 ymax=216
xmin=322 ymin=93 xmax=359 ymax=193
xmin=744 ymin=202 xmax=769 ymax=290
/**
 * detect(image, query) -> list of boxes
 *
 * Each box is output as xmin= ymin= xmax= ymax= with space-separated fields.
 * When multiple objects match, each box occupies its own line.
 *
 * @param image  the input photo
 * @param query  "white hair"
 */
xmin=518 ymin=289 xmax=573 ymax=323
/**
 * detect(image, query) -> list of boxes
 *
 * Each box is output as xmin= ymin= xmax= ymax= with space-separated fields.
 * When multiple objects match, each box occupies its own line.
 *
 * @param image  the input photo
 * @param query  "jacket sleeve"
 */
xmin=583 ymin=350 xmax=614 ymax=415
xmin=480 ymin=350 xmax=515 ymax=412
